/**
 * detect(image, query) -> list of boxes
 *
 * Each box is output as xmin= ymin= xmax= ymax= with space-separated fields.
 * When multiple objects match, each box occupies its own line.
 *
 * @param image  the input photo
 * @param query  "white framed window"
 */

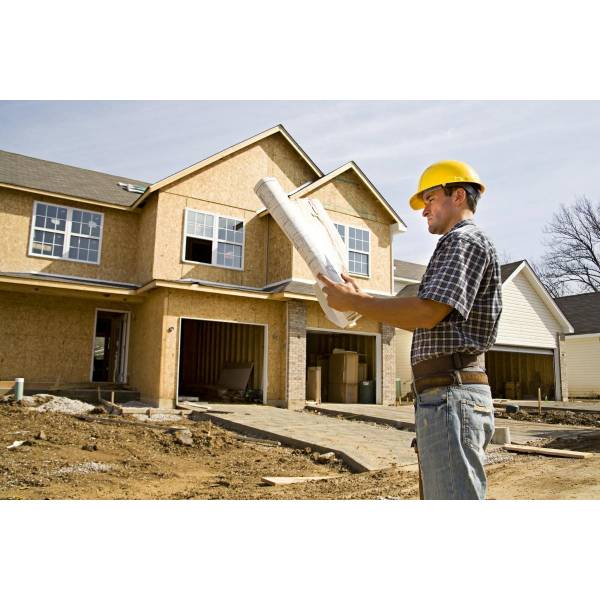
xmin=334 ymin=223 xmax=370 ymax=277
xmin=29 ymin=200 xmax=103 ymax=265
xmin=183 ymin=208 xmax=244 ymax=270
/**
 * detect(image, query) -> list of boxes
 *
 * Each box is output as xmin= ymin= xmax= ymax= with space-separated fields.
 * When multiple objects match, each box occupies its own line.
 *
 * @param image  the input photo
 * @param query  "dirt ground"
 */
xmin=2 ymin=403 xmax=600 ymax=500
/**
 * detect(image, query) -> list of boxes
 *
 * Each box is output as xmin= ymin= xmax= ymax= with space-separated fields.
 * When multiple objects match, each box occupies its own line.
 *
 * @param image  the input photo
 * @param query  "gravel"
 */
xmin=56 ymin=462 xmax=112 ymax=475
xmin=34 ymin=396 xmax=96 ymax=415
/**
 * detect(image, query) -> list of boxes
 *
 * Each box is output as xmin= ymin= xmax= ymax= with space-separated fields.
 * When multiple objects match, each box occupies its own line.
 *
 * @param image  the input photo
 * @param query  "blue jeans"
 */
xmin=414 ymin=384 xmax=495 ymax=500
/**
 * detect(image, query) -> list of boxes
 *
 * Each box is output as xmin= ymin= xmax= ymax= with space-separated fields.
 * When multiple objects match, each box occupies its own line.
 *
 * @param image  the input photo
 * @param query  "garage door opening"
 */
xmin=486 ymin=348 xmax=555 ymax=400
xmin=178 ymin=319 xmax=266 ymax=403
xmin=306 ymin=330 xmax=377 ymax=404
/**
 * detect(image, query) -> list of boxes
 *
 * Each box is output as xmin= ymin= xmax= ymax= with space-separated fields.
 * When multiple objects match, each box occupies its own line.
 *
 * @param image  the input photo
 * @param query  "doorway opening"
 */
xmin=92 ymin=310 xmax=129 ymax=383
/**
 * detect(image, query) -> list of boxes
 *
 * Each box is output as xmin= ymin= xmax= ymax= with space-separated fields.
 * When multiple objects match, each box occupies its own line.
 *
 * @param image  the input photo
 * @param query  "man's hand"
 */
xmin=316 ymin=272 xmax=371 ymax=312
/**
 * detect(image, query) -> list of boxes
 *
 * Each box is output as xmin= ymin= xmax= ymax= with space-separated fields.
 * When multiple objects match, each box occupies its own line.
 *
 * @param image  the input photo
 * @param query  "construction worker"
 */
xmin=318 ymin=160 xmax=502 ymax=500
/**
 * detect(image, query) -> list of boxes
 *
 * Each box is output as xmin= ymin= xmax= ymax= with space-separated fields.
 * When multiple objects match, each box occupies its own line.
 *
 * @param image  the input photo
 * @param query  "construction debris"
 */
xmin=34 ymin=396 xmax=96 ymax=415
xmin=504 ymin=444 xmax=592 ymax=459
xmin=262 ymin=475 xmax=343 ymax=486
xmin=6 ymin=440 xmax=27 ymax=450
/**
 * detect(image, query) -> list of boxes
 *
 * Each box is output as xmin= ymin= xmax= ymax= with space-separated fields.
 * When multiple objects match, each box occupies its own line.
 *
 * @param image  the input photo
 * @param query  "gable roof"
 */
xmin=131 ymin=124 xmax=323 ymax=208
xmin=394 ymin=260 xmax=427 ymax=282
xmin=555 ymin=292 xmax=600 ymax=334
xmin=500 ymin=261 xmax=524 ymax=282
xmin=289 ymin=162 xmax=406 ymax=229
xmin=0 ymin=149 xmax=149 ymax=208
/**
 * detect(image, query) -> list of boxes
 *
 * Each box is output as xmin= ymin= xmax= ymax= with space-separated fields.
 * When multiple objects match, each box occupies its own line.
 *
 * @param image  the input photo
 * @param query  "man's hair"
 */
xmin=443 ymin=183 xmax=480 ymax=213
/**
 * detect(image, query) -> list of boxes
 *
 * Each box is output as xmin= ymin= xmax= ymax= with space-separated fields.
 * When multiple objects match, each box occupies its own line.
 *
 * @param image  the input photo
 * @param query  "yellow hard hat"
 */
xmin=409 ymin=160 xmax=485 ymax=210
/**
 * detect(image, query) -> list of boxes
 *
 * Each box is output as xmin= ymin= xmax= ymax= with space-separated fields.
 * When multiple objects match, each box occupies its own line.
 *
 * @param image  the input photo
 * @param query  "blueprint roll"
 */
xmin=254 ymin=177 xmax=361 ymax=329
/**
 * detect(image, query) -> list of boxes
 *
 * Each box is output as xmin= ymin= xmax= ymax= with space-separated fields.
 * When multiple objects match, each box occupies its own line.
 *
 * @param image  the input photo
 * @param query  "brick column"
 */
xmin=557 ymin=333 xmax=569 ymax=402
xmin=381 ymin=323 xmax=396 ymax=405
xmin=286 ymin=300 xmax=307 ymax=409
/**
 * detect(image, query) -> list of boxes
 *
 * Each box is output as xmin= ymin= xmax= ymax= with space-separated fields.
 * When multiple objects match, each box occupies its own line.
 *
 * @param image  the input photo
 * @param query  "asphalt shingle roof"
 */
xmin=0 ymin=149 xmax=149 ymax=207
xmin=555 ymin=292 xmax=600 ymax=334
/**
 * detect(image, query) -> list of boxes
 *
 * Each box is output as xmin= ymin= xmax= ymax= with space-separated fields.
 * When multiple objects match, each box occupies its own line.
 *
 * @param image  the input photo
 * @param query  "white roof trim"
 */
xmin=290 ymin=162 xmax=407 ymax=229
xmin=507 ymin=262 xmax=574 ymax=334
xmin=131 ymin=125 xmax=323 ymax=208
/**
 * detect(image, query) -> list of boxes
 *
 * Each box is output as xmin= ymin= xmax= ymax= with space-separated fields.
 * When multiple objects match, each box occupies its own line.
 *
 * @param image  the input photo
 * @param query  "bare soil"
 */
xmin=2 ymin=404 xmax=600 ymax=500
xmin=500 ymin=408 xmax=600 ymax=428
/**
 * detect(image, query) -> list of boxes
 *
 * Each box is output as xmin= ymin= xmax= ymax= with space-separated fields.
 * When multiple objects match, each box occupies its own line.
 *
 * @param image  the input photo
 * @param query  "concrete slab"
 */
xmin=196 ymin=404 xmax=419 ymax=472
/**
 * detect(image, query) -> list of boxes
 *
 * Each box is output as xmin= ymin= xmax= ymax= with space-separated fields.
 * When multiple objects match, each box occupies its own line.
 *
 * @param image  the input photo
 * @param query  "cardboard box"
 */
xmin=329 ymin=351 xmax=358 ymax=384
xmin=316 ymin=357 xmax=329 ymax=402
xmin=306 ymin=366 xmax=321 ymax=403
xmin=358 ymin=362 xmax=368 ymax=382
xmin=328 ymin=382 xmax=358 ymax=403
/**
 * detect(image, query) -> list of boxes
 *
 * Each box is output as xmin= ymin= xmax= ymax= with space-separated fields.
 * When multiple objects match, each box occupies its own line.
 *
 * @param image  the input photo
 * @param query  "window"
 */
xmin=333 ymin=223 xmax=370 ymax=277
xmin=30 ymin=201 xmax=103 ymax=264
xmin=183 ymin=209 xmax=244 ymax=269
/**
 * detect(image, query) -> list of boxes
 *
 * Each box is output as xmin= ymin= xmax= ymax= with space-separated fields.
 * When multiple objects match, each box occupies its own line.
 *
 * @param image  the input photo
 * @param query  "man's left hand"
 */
xmin=316 ymin=272 xmax=370 ymax=311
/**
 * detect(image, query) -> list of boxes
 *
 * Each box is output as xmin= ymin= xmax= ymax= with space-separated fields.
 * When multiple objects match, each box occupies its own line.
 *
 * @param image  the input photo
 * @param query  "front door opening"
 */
xmin=92 ymin=311 xmax=129 ymax=383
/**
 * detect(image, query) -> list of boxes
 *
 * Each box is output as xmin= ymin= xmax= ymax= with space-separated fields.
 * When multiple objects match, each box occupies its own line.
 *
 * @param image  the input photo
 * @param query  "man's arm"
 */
xmin=317 ymin=273 xmax=452 ymax=330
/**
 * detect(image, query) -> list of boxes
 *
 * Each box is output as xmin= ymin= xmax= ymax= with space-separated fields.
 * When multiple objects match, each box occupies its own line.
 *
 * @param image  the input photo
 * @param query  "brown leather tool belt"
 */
xmin=412 ymin=352 xmax=488 ymax=394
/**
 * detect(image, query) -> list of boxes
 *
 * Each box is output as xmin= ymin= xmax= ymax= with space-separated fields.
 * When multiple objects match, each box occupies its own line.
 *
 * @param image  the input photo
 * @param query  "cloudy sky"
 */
xmin=2 ymin=100 xmax=599 ymax=266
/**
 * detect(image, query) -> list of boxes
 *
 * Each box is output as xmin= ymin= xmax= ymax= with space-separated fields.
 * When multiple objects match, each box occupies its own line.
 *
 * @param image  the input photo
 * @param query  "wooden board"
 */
xmin=262 ymin=475 xmax=342 ymax=486
xmin=503 ymin=444 xmax=592 ymax=459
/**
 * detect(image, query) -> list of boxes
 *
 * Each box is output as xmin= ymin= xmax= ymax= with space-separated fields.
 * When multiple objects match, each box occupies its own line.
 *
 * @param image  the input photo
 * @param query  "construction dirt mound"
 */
xmin=2 ymin=402 xmax=600 ymax=500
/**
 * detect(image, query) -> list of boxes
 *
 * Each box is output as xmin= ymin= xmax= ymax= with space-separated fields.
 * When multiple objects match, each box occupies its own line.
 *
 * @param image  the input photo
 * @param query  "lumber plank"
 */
xmin=262 ymin=475 xmax=343 ymax=486
xmin=503 ymin=444 xmax=592 ymax=459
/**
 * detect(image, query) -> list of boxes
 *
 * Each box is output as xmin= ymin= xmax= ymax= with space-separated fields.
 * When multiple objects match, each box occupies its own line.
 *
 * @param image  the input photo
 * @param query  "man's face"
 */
xmin=421 ymin=186 xmax=457 ymax=235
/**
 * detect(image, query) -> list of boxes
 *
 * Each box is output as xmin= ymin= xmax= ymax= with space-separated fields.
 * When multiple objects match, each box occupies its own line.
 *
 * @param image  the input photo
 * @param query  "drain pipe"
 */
xmin=15 ymin=377 xmax=24 ymax=401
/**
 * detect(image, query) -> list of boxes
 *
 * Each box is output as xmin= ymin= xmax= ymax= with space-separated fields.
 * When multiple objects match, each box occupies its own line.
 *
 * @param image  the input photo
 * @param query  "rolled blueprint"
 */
xmin=254 ymin=176 xmax=361 ymax=329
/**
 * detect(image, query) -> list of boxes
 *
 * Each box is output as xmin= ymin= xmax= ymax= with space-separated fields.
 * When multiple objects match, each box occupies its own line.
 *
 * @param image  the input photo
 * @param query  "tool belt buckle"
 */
xmin=451 ymin=370 xmax=463 ymax=386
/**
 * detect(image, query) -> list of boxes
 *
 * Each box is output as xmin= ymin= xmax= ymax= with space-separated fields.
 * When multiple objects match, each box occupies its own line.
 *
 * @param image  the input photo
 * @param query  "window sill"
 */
xmin=182 ymin=259 xmax=244 ymax=272
xmin=27 ymin=251 xmax=100 ymax=266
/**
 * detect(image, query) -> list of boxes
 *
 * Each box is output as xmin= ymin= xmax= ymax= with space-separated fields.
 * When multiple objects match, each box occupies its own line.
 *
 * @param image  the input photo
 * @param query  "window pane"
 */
xmin=217 ymin=242 xmax=242 ymax=268
xmin=349 ymin=251 xmax=369 ymax=276
xmin=32 ymin=230 xmax=64 ymax=257
xmin=334 ymin=223 xmax=345 ymax=242
xmin=187 ymin=210 xmax=213 ymax=238
xmin=218 ymin=217 xmax=243 ymax=243
xmin=349 ymin=227 xmax=369 ymax=252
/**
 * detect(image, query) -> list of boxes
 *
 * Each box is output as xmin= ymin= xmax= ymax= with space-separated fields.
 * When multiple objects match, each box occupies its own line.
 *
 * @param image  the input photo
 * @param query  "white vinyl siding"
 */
xmin=496 ymin=271 xmax=561 ymax=349
xmin=333 ymin=223 xmax=370 ymax=277
xmin=29 ymin=200 xmax=103 ymax=265
xmin=395 ymin=328 xmax=414 ymax=389
xmin=563 ymin=336 xmax=600 ymax=398
xmin=183 ymin=208 xmax=244 ymax=270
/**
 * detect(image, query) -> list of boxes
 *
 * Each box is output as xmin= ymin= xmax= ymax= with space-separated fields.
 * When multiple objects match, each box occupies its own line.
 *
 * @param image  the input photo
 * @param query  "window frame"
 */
xmin=333 ymin=222 xmax=370 ymax=278
xmin=28 ymin=200 xmax=104 ymax=265
xmin=182 ymin=207 xmax=245 ymax=271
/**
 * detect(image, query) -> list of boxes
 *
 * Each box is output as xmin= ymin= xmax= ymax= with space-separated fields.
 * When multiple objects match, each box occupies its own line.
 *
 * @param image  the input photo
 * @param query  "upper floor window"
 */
xmin=29 ymin=201 xmax=103 ymax=264
xmin=183 ymin=208 xmax=244 ymax=270
xmin=334 ymin=223 xmax=370 ymax=277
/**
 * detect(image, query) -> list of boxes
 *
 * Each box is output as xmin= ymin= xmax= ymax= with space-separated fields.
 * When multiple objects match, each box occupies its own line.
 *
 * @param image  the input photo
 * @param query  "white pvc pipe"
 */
xmin=15 ymin=377 xmax=24 ymax=401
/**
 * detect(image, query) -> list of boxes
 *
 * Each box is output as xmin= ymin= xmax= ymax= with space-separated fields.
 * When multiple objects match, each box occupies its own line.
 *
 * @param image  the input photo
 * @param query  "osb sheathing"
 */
xmin=293 ymin=172 xmax=394 ymax=293
xmin=134 ymin=193 xmax=158 ymax=285
xmin=152 ymin=133 xmax=316 ymax=286
xmin=266 ymin=216 xmax=293 ymax=285
xmin=155 ymin=289 xmax=287 ymax=408
xmin=0 ymin=289 xmax=128 ymax=384
xmin=305 ymin=301 xmax=381 ymax=334
xmin=126 ymin=289 xmax=166 ymax=405
xmin=0 ymin=187 xmax=141 ymax=283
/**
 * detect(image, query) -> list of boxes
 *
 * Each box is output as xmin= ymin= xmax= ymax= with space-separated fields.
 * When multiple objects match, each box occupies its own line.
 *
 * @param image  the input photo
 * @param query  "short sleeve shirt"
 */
xmin=410 ymin=219 xmax=502 ymax=366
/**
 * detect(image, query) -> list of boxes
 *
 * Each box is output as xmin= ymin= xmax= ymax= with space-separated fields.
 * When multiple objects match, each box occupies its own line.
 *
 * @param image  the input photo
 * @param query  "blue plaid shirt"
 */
xmin=411 ymin=219 xmax=502 ymax=366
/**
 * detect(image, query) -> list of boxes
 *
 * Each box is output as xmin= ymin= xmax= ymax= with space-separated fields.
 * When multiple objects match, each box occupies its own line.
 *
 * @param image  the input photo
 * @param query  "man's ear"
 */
xmin=452 ymin=187 xmax=467 ymax=208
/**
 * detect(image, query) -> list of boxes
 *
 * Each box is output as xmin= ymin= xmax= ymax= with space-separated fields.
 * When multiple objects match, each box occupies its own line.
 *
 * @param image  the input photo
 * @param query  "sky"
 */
xmin=2 ymin=100 xmax=600 ymax=267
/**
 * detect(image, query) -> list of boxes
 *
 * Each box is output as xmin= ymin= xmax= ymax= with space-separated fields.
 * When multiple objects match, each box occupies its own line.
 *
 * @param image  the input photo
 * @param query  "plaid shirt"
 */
xmin=411 ymin=219 xmax=502 ymax=366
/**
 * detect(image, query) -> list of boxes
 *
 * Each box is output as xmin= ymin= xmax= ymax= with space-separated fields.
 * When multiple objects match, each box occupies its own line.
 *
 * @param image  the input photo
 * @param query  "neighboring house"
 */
xmin=0 ymin=125 xmax=407 ymax=408
xmin=555 ymin=292 xmax=600 ymax=398
xmin=394 ymin=260 xmax=574 ymax=401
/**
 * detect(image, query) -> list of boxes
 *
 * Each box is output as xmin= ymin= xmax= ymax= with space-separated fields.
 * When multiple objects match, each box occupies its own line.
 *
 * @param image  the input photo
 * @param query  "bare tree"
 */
xmin=536 ymin=196 xmax=600 ymax=297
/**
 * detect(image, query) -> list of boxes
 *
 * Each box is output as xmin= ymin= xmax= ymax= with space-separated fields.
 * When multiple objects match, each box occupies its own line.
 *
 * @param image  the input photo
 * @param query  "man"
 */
xmin=317 ymin=160 xmax=502 ymax=500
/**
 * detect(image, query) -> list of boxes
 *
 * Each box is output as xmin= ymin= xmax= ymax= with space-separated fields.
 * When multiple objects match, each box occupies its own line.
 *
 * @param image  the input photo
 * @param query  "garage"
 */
xmin=177 ymin=318 xmax=266 ymax=403
xmin=306 ymin=329 xmax=379 ymax=404
xmin=486 ymin=345 xmax=556 ymax=400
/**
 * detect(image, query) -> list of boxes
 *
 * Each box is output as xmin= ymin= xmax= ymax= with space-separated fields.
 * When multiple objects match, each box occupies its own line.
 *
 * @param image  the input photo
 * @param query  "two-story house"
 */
xmin=0 ymin=125 xmax=406 ymax=408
